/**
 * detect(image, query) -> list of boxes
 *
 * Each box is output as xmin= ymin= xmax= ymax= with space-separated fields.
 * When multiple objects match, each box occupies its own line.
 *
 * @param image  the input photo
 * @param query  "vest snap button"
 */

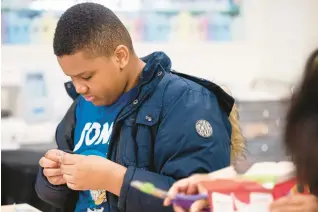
xmin=145 ymin=115 xmax=152 ymax=122
xmin=133 ymin=99 xmax=138 ymax=105
xmin=158 ymin=71 xmax=162 ymax=76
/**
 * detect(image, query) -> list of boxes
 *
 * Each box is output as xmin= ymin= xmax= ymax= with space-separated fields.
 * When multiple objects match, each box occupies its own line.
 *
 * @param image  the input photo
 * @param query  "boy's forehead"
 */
xmin=57 ymin=51 xmax=89 ymax=63
xmin=57 ymin=53 xmax=96 ymax=75
xmin=57 ymin=52 xmax=113 ymax=76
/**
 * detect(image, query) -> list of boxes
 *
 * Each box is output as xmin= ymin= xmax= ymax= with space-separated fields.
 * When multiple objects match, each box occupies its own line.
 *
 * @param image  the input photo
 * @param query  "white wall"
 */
xmin=2 ymin=0 xmax=318 ymax=119
xmin=246 ymin=0 xmax=318 ymax=82
xmin=2 ymin=43 xmax=256 ymax=119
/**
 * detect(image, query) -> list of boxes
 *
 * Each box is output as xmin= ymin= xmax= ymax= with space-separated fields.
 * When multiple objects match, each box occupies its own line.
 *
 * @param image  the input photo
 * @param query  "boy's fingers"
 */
xmin=39 ymin=157 xmax=59 ymax=168
xmin=43 ymin=168 xmax=62 ymax=177
xmin=45 ymin=149 xmax=64 ymax=163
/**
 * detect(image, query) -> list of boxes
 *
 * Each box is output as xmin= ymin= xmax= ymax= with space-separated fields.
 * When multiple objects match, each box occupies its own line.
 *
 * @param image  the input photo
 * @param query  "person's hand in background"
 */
xmin=39 ymin=149 xmax=66 ymax=185
xmin=163 ymin=174 xmax=210 ymax=212
xmin=270 ymin=194 xmax=318 ymax=212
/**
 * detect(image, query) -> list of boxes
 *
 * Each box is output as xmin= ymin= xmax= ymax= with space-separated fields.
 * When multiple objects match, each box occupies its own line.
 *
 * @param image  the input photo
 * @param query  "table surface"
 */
xmin=1 ymin=142 xmax=60 ymax=212
xmin=1 ymin=203 xmax=42 ymax=212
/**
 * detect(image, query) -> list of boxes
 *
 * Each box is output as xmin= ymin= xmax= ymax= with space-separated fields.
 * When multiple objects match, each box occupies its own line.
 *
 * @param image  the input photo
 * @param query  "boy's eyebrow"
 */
xmin=69 ymin=69 xmax=96 ymax=77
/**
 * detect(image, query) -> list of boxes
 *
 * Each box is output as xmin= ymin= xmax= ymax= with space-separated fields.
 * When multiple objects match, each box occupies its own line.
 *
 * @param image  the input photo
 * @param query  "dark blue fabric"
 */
xmin=35 ymin=51 xmax=235 ymax=212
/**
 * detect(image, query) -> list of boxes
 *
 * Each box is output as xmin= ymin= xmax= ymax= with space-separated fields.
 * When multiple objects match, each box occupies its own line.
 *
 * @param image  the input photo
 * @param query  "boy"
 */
xmin=35 ymin=3 xmax=241 ymax=212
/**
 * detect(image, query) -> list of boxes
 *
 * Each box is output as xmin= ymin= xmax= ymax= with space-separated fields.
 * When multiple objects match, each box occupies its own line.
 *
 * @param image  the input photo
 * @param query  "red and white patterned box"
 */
xmin=200 ymin=177 xmax=310 ymax=211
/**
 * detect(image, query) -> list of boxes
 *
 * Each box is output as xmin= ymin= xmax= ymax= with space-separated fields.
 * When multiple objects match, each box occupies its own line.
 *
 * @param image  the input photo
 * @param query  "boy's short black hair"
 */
xmin=53 ymin=2 xmax=133 ymax=57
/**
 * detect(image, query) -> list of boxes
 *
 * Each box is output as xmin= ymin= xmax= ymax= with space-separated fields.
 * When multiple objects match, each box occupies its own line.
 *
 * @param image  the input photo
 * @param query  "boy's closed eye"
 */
xmin=82 ymin=75 xmax=93 ymax=80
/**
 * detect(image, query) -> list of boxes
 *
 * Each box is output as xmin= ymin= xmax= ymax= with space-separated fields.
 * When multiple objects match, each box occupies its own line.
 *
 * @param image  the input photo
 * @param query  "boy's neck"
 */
xmin=124 ymin=55 xmax=146 ymax=92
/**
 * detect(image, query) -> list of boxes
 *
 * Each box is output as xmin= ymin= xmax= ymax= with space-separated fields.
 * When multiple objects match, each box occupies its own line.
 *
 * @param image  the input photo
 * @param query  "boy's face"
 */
xmin=58 ymin=49 xmax=129 ymax=106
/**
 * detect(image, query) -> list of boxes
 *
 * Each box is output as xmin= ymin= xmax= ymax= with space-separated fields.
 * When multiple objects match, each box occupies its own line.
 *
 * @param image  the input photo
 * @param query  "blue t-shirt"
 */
xmin=73 ymin=88 xmax=137 ymax=212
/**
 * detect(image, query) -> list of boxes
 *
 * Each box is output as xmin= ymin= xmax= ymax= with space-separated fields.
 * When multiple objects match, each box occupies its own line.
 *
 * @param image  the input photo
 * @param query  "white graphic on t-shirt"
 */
xmin=74 ymin=122 xmax=114 ymax=152
xmin=86 ymin=189 xmax=107 ymax=211
xmin=87 ymin=207 xmax=104 ymax=212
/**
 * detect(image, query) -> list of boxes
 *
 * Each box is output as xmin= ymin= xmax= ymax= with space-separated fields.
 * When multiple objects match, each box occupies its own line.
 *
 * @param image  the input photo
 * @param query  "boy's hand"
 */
xmin=59 ymin=152 xmax=126 ymax=195
xmin=59 ymin=153 xmax=107 ymax=190
xmin=39 ymin=149 xmax=66 ymax=185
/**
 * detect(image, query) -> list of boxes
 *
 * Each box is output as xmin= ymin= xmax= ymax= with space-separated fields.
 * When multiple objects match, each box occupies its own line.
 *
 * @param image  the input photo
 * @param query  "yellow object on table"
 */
xmin=1 ymin=204 xmax=41 ymax=212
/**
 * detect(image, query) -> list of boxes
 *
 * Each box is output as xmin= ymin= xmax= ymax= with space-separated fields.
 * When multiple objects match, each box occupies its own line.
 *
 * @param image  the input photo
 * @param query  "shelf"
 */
xmin=1 ymin=0 xmax=240 ymax=15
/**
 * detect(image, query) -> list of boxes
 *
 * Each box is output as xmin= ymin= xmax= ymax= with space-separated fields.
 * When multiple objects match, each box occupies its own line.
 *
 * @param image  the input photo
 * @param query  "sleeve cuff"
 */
xmin=118 ymin=166 xmax=136 ymax=211
xmin=35 ymin=167 xmax=70 ymax=208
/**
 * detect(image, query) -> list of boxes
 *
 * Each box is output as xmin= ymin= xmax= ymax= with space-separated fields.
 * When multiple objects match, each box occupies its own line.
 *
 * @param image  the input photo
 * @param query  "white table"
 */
xmin=1 ymin=204 xmax=42 ymax=212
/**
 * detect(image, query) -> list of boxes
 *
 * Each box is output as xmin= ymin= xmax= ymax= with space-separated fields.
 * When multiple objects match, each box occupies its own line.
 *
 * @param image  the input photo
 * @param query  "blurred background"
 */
xmin=1 ymin=0 xmax=318 ymax=210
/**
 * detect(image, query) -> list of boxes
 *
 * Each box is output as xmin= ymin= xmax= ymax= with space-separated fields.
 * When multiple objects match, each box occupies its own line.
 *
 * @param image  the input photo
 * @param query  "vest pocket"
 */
xmin=121 ymin=107 xmax=160 ymax=169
